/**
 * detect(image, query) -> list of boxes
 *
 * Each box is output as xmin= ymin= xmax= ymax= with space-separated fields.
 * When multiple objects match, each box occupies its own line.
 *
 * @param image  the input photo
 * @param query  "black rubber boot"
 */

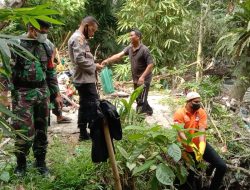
xmin=14 ymin=154 xmax=27 ymax=177
xmin=35 ymin=160 xmax=49 ymax=176
xmin=79 ymin=125 xmax=90 ymax=141
xmin=34 ymin=155 xmax=49 ymax=176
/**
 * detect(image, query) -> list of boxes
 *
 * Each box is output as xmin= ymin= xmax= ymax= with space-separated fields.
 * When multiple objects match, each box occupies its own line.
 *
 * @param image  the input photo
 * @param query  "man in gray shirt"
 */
xmin=101 ymin=29 xmax=154 ymax=115
xmin=68 ymin=16 xmax=103 ymax=140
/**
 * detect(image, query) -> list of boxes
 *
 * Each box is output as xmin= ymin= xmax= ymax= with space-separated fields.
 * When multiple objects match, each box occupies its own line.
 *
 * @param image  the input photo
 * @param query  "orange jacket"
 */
xmin=173 ymin=107 xmax=207 ymax=152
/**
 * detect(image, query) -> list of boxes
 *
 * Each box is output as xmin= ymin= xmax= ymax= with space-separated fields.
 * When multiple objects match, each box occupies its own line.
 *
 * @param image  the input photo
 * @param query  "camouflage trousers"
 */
xmin=12 ymin=88 xmax=49 ymax=159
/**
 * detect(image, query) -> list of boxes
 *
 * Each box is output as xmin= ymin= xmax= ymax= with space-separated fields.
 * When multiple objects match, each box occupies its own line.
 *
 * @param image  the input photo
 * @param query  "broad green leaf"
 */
xmin=0 ymin=68 xmax=8 ymax=76
xmin=8 ymin=40 xmax=37 ymax=60
xmin=247 ymin=21 xmax=250 ymax=32
xmin=127 ymin=133 xmax=144 ymax=141
xmin=22 ymin=16 xmax=30 ymax=25
xmin=35 ymin=15 xmax=64 ymax=25
xmin=165 ymin=129 xmax=178 ymax=142
xmin=189 ymin=131 xmax=206 ymax=139
xmin=171 ymin=123 xmax=184 ymax=130
xmin=167 ymin=143 xmax=182 ymax=162
xmin=156 ymin=164 xmax=175 ymax=186
xmin=0 ymin=104 xmax=20 ymax=120
xmin=120 ymin=99 xmax=129 ymax=111
xmin=32 ymin=9 xmax=59 ymax=16
xmin=0 ymin=39 xmax=11 ymax=58
xmin=126 ymin=162 xmax=136 ymax=171
xmin=129 ymin=143 xmax=148 ymax=161
xmin=0 ymin=171 xmax=10 ymax=182
xmin=153 ymin=134 xmax=168 ymax=144
xmin=0 ymin=117 xmax=12 ymax=136
xmin=149 ymin=125 xmax=162 ymax=132
xmin=9 ymin=47 xmax=31 ymax=62
xmin=117 ymin=145 xmax=129 ymax=160
xmin=180 ymin=165 xmax=188 ymax=177
xmin=129 ymin=85 xmax=143 ymax=106
xmin=175 ymin=165 xmax=188 ymax=185
xmin=0 ymin=34 xmax=33 ymax=40
xmin=148 ymin=152 xmax=159 ymax=160
xmin=132 ymin=160 xmax=155 ymax=176
xmin=0 ymin=45 xmax=11 ymax=74
xmin=12 ymin=7 xmax=36 ymax=12
xmin=29 ymin=17 xmax=40 ymax=29
xmin=151 ymin=175 xmax=159 ymax=190
xmin=124 ymin=125 xmax=148 ymax=131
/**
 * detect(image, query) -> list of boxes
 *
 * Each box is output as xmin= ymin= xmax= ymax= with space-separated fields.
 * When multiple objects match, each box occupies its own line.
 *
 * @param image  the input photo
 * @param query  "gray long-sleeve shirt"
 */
xmin=68 ymin=30 xmax=96 ymax=84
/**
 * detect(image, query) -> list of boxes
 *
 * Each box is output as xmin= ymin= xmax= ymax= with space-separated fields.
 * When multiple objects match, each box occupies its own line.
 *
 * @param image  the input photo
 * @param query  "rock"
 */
xmin=243 ymin=87 xmax=250 ymax=104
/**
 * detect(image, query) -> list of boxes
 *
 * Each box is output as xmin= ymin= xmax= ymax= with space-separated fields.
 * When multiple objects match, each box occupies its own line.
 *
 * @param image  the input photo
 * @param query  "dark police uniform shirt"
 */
xmin=123 ymin=43 xmax=153 ymax=84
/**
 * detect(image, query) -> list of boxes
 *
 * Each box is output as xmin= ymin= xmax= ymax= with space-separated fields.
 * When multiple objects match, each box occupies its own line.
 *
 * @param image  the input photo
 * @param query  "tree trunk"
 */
xmin=0 ymin=0 xmax=26 ymax=30
xmin=196 ymin=1 xmax=210 ymax=82
xmin=230 ymin=61 xmax=250 ymax=101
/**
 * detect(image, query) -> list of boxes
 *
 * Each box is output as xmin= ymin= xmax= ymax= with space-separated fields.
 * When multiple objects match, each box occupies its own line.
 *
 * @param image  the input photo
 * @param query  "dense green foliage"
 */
xmin=117 ymin=0 xmax=189 ymax=69
xmin=1 ymin=0 xmax=250 ymax=189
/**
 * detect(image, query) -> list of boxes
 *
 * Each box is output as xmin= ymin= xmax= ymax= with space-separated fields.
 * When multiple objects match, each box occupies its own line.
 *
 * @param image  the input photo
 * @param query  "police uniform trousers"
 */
xmin=75 ymin=83 xmax=99 ymax=130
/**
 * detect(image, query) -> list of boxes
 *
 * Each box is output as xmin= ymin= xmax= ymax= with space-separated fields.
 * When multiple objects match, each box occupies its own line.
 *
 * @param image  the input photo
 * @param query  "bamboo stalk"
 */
xmin=102 ymin=118 xmax=122 ymax=190
xmin=208 ymin=114 xmax=225 ymax=144
xmin=59 ymin=31 xmax=71 ymax=51
xmin=55 ymin=48 xmax=61 ymax=65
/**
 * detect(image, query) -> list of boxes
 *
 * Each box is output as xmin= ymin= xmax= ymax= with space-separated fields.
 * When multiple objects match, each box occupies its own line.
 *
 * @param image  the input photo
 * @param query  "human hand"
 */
xmin=137 ymin=76 xmax=145 ymax=85
xmin=101 ymin=60 xmax=108 ymax=66
xmin=55 ymin=94 xmax=63 ymax=109
xmin=96 ymin=63 xmax=104 ymax=71
xmin=189 ymin=142 xmax=202 ymax=162
xmin=189 ymin=142 xmax=198 ymax=151
xmin=195 ymin=152 xmax=203 ymax=162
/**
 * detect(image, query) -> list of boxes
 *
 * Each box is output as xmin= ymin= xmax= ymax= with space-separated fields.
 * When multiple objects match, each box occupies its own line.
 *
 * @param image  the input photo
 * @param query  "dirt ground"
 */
xmin=48 ymin=93 xmax=173 ymax=136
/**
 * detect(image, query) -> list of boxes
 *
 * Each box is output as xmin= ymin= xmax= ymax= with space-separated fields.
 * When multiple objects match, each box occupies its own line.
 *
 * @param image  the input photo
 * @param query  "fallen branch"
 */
xmin=208 ymin=115 xmax=225 ymax=144
xmin=55 ymin=48 xmax=61 ymax=65
xmin=201 ymin=102 xmax=225 ymax=144
xmin=231 ymin=137 xmax=250 ymax=141
xmin=233 ymin=153 xmax=250 ymax=159
xmin=59 ymin=31 xmax=71 ymax=51
xmin=227 ymin=164 xmax=250 ymax=177
xmin=0 ymin=138 xmax=11 ymax=149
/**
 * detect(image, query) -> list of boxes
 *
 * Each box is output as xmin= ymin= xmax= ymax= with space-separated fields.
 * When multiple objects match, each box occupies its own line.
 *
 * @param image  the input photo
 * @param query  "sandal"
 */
xmin=57 ymin=116 xmax=72 ymax=124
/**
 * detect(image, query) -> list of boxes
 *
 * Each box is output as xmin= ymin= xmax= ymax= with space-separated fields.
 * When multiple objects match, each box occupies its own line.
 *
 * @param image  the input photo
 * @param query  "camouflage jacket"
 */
xmin=12 ymin=38 xmax=59 ymax=101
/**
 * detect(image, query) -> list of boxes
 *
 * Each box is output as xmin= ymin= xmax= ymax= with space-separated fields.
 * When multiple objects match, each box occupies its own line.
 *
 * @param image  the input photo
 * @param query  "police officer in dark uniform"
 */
xmin=68 ymin=16 xmax=103 ymax=141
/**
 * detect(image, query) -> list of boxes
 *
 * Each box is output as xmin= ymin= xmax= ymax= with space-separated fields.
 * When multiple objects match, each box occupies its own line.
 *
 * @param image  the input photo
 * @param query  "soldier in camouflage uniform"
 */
xmin=11 ymin=20 xmax=62 ymax=176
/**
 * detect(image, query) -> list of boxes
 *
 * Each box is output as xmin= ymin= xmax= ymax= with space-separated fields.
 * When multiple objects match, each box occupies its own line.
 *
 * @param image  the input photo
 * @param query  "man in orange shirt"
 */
xmin=173 ymin=92 xmax=227 ymax=190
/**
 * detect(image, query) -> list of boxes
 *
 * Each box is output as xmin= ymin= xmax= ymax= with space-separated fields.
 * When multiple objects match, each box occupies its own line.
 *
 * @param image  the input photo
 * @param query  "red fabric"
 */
xmin=47 ymin=59 xmax=54 ymax=69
